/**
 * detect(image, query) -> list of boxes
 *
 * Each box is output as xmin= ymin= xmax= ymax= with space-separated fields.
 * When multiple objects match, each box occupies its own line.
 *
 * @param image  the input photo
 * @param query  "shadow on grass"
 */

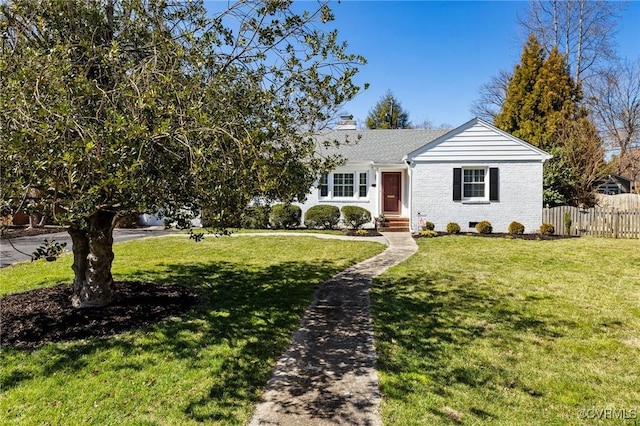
xmin=371 ymin=271 xmax=579 ymax=423
xmin=2 ymin=259 xmax=339 ymax=424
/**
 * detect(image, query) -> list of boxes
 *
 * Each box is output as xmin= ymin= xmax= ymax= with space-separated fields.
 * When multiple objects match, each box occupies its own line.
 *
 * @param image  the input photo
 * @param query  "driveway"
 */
xmin=0 ymin=227 xmax=175 ymax=268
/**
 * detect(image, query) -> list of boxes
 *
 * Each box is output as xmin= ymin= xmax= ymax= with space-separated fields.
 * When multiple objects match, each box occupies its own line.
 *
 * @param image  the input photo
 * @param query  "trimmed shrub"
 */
xmin=508 ymin=221 xmax=525 ymax=235
xmin=269 ymin=203 xmax=301 ymax=229
xmin=475 ymin=220 xmax=492 ymax=234
xmin=539 ymin=222 xmax=555 ymax=235
xmin=241 ymin=205 xmax=271 ymax=229
xmin=341 ymin=206 xmax=372 ymax=229
xmin=420 ymin=230 xmax=438 ymax=237
xmin=446 ymin=222 xmax=461 ymax=234
xmin=304 ymin=205 xmax=340 ymax=229
xmin=421 ymin=221 xmax=435 ymax=231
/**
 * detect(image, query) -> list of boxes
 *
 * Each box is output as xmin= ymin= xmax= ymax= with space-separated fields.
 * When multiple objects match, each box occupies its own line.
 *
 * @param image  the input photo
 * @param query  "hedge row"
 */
xmin=240 ymin=204 xmax=373 ymax=230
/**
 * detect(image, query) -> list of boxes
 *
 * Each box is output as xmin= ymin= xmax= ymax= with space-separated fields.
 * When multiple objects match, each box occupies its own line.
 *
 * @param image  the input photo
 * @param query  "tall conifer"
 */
xmin=495 ymin=33 xmax=597 ymax=205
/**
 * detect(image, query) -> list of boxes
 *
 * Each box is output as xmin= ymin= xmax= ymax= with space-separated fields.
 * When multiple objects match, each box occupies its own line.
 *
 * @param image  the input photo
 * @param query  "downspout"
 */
xmin=376 ymin=168 xmax=381 ymax=218
xmin=405 ymin=159 xmax=414 ymax=232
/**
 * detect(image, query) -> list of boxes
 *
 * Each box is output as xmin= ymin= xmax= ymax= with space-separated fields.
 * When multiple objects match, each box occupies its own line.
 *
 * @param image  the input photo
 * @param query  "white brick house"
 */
xmin=299 ymin=117 xmax=552 ymax=233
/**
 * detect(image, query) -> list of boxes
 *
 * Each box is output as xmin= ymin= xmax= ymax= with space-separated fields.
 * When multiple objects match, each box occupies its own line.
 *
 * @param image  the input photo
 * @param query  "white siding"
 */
xmin=411 ymin=161 xmax=544 ymax=233
xmin=411 ymin=122 xmax=549 ymax=162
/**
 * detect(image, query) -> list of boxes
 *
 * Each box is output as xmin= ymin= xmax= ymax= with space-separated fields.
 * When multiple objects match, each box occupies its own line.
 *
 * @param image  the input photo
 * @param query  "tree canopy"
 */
xmin=364 ymin=90 xmax=410 ymax=129
xmin=494 ymin=34 xmax=583 ymax=151
xmin=519 ymin=0 xmax=622 ymax=84
xmin=494 ymin=33 xmax=604 ymax=206
xmin=0 ymin=0 xmax=365 ymax=307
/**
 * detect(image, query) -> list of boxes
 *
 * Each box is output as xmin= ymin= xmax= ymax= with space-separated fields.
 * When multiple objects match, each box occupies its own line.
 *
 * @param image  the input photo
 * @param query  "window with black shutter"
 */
xmin=489 ymin=168 xmax=499 ymax=201
xmin=453 ymin=168 xmax=462 ymax=201
xmin=453 ymin=167 xmax=499 ymax=202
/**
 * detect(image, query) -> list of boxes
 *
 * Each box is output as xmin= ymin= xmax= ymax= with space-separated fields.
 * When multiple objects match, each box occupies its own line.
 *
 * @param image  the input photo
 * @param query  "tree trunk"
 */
xmin=69 ymin=210 xmax=118 ymax=308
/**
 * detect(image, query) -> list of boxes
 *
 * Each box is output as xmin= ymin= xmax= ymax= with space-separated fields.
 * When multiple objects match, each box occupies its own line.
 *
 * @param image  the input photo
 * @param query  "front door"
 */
xmin=382 ymin=172 xmax=402 ymax=214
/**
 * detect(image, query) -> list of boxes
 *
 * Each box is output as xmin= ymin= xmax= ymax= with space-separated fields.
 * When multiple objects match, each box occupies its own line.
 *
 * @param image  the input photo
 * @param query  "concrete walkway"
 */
xmin=249 ymin=232 xmax=418 ymax=426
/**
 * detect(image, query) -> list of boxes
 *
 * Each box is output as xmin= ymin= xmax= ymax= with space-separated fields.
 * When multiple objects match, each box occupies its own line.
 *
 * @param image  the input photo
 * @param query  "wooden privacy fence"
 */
xmin=543 ymin=206 xmax=640 ymax=239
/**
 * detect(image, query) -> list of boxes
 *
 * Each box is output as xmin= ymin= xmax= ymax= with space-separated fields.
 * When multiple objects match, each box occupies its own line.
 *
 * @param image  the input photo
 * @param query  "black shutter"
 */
xmin=489 ymin=168 xmax=499 ymax=201
xmin=453 ymin=168 xmax=462 ymax=201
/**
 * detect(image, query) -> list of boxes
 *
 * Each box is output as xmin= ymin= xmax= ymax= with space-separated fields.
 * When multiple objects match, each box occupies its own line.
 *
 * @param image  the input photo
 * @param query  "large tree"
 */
xmin=586 ymin=59 xmax=640 ymax=180
xmin=0 ymin=0 xmax=365 ymax=308
xmin=494 ymin=33 xmax=601 ymax=206
xmin=472 ymin=0 xmax=624 ymax=126
xmin=365 ymin=90 xmax=410 ymax=129
xmin=554 ymin=118 xmax=606 ymax=206
xmin=470 ymin=69 xmax=511 ymax=122
xmin=519 ymin=0 xmax=622 ymax=85
xmin=495 ymin=34 xmax=582 ymax=150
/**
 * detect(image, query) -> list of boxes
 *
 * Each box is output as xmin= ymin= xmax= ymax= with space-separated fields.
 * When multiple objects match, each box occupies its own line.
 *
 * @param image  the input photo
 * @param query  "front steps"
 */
xmin=378 ymin=217 xmax=410 ymax=232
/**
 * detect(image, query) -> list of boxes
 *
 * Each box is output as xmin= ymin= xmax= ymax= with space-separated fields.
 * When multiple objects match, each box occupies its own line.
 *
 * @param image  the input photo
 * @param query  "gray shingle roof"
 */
xmin=315 ymin=128 xmax=451 ymax=163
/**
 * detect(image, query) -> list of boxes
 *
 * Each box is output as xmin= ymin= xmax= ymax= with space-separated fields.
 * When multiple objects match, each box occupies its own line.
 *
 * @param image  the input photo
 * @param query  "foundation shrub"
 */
xmin=304 ymin=205 xmax=340 ymax=229
xmin=241 ymin=205 xmax=271 ymax=229
xmin=508 ymin=221 xmax=525 ymax=235
xmin=539 ymin=222 xmax=555 ymax=235
xmin=269 ymin=204 xmax=301 ymax=229
xmin=475 ymin=221 xmax=493 ymax=234
xmin=421 ymin=221 xmax=435 ymax=231
xmin=341 ymin=206 xmax=371 ymax=230
xmin=446 ymin=222 xmax=461 ymax=234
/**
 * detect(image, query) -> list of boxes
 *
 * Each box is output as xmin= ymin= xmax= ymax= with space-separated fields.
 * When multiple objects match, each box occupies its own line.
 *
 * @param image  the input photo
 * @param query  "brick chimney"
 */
xmin=336 ymin=115 xmax=357 ymax=130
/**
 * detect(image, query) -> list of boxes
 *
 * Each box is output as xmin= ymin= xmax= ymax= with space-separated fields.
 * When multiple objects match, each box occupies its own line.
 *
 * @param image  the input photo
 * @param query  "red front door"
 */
xmin=382 ymin=172 xmax=402 ymax=214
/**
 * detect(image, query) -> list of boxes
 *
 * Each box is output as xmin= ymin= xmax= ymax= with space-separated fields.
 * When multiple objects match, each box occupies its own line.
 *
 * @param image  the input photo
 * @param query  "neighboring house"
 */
xmin=299 ymin=117 xmax=552 ymax=233
xmin=594 ymin=174 xmax=633 ymax=195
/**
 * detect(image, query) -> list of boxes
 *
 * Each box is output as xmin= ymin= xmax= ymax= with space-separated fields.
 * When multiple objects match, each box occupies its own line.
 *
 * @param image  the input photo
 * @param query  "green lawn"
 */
xmin=0 ymin=235 xmax=384 ymax=425
xmin=372 ymin=236 xmax=640 ymax=425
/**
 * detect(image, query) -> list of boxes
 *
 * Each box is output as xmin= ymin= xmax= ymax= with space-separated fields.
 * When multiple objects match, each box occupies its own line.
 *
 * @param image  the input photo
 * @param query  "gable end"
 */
xmin=407 ymin=118 xmax=552 ymax=162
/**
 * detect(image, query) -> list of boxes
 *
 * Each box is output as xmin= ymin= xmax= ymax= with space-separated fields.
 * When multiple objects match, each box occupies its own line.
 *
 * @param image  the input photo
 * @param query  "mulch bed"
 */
xmin=413 ymin=232 xmax=575 ymax=240
xmin=1 ymin=281 xmax=199 ymax=350
xmin=342 ymin=229 xmax=383 ymax=237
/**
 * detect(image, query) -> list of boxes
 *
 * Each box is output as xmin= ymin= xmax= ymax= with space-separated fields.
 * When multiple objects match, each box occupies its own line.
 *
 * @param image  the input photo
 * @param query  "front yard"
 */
xmin=2 ymin=234 xmax=638 ymax=425
xmin=0 ymin=235 xmax=383 ymax=425
xmin=372 ymin=236 xmax=640 ymax=425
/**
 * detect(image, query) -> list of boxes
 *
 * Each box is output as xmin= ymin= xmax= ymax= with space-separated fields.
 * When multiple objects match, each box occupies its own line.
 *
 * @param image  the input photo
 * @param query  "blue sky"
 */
xmin=325 ymin=1 xmax=640 ymax=128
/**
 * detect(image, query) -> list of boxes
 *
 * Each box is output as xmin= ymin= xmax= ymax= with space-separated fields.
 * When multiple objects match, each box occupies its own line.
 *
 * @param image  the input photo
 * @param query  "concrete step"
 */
xmin=378 ymin=217 xmax=410 ymax=232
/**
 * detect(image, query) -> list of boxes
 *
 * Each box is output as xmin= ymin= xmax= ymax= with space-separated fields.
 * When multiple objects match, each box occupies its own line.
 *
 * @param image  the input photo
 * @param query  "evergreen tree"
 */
xmin=365 ymin=91 xmax=410 ymax=129
xmin=495 ymin=34 xmax=582 ymax=150
xmin=0 ymin=0 xmax=364 ymax=308
xmin=494 ymin=34 xmax=545 ymax=140
xmin=495 ymin=33 xmax=598 ymax=206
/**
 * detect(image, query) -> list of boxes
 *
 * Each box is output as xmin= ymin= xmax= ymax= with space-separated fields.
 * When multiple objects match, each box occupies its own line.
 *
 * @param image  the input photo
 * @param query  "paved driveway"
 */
xmin=0 ymin=228 xmax=174 ymax=268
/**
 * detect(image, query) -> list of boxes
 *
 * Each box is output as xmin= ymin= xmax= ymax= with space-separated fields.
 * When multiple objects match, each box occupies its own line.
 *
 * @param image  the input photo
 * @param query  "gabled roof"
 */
xmin=407 ymin=118 xmax=552 ymax=162
xmin=315 ymin=128 xmax=450 ymax=164
xmin=315 ymin=118 xmax=551 ymax=164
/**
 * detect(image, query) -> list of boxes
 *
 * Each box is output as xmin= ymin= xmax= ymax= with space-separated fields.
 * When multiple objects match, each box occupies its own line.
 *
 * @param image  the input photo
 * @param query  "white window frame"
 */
xmin=333 ymin=173 xmax=354 ymax=197
xmin=358 ymin=172 xmax=368 ymax=197
xmin=318 ymin=174 xmax=329 ymax=197
xmin=462 ymin=167 xmax=488 ymax=201
xmin=318 ymin=171 xmax=369 ymax=200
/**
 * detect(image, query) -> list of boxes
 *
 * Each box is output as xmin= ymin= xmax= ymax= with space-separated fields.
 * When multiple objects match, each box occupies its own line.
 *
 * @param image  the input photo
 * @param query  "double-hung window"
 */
xmin=463 ymin=168 xmax=486 ymax=198
xmin=453 ymin=167 xmax=499 ymax=202
xmin=320 ymin=171 xmax=369 ymax=198
xmin=358 ymin=172 xmax=368 ymax=197
xmin=333 ymin=173 xmax=354 ymax=197
xmin=319 ymin=174 xmax=329 ymax=197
